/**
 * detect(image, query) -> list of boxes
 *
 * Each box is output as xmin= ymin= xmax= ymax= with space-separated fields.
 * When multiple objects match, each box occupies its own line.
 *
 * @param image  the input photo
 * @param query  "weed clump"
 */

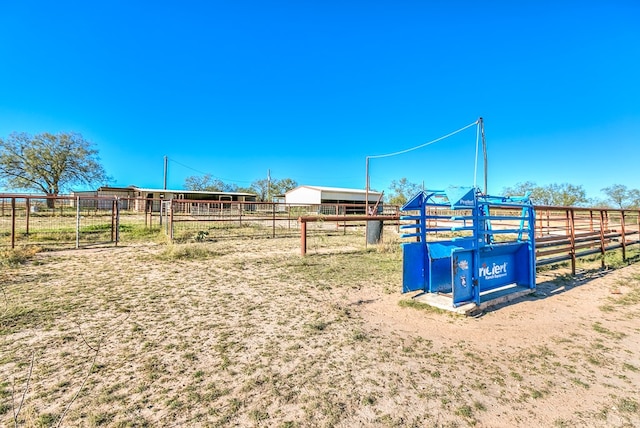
xmin=156 ymin=244 xmax=220 ymax=260
xmin=0 ymin=246 xmax=41 ymax=267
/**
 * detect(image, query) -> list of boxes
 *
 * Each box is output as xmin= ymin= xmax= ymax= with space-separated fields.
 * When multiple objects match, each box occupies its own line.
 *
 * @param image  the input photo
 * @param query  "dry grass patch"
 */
xmin=1 ymin=234 xmax=640 ymax=427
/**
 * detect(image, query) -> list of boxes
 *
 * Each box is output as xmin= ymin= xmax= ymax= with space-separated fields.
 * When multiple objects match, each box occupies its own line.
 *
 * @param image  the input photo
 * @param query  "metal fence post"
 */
xmin=115 ymin=197 xmax=120 ymax=246
xmin=169 ymin=199 xmax=174 ymax=242
xmin=75 ymin=196 xmax=80 ymax=249
xmin=25 ymin=198 xmax=30 ymax=235
xmin=599 ymin=210 xmax=606 ymax=268
xmin=10 ymin=197 xmax=16 ymax=249
xmin=272 ymin=202 xmax=276 ymax=238
xmin=111 ymin=199 xmax=116 ymax=242
xmin=621 ymin=211 xmax=627 ymax=262
xmin=568 ymin=209 xmax=576 ymax=275
xmin=300 ymin=218 xmax=307 ymax=256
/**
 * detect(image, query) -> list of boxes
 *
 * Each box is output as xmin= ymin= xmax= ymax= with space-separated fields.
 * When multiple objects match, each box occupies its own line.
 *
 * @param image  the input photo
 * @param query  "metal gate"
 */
xmin=400 ymin=187 xmax=536 ymax=308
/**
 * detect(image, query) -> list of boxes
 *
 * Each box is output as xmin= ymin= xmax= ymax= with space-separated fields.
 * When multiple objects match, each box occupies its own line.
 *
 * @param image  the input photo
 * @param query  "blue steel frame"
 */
xmin=400 ymin=187 xmax=536 ymax=307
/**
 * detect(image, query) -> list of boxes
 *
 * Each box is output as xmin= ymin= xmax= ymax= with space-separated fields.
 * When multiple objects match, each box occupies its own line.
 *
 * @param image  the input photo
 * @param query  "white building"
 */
xmin=284 ymin=185 xmax=383 ymax=214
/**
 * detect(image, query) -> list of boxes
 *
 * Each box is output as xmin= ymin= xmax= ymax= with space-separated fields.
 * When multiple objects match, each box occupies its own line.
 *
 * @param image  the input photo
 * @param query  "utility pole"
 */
xmin=267 ymin=169 xmax=271 ymax=202
xmin=163 ymin=156 xmax=168 ymax=190
xmin=365 ymin=156 xmax=370 ymax=216
xmin=479 ymin=117 xmax=487 ymax=194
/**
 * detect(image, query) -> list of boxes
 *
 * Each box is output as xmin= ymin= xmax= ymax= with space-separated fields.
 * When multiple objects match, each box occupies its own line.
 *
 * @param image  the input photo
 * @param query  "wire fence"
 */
xmin=2 ymin=194 xmax=639 ymax=272
xmin=0 ymin=195 xmax=162 ymax=249
xmin=0 ymin=194 xmax=400 ymax=249
xmin=168 ymin=199 xmax=400 ymax=241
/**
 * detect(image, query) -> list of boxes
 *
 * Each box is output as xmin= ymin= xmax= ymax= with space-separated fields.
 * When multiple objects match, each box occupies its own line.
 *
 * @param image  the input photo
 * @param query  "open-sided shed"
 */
xmin=284 ymin=185 xmax=383 ymax=214
xmin=72 ymin=186 xmax=257 ymax=212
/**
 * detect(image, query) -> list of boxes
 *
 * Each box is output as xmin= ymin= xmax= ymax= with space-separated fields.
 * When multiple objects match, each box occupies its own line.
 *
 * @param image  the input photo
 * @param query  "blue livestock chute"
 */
xmin=400 ymin=187 xmax=536 ymax=311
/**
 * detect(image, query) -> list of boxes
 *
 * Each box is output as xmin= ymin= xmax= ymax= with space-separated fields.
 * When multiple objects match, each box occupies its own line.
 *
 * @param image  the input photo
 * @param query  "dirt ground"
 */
xmin=1 ymin=234 xmax=640 ymax=427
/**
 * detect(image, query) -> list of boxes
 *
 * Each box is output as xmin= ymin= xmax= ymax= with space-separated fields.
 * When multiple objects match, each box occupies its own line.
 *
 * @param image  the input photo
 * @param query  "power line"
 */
xmin=166 ymin=157 xmax=253 ymax=184
xmin=364 ymin=119 xmax=483 ymax=213
xmin=367 ymin=120 xmax=479 ymax=159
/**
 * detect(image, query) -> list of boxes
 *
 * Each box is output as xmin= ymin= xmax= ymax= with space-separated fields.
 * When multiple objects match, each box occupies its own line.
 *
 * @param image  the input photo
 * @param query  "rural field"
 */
xmin=1 ymin=230 xmax=640 ymax=427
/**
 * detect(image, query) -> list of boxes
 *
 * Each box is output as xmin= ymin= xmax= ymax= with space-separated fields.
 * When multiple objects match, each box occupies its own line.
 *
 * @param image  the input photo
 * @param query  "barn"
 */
xmin=284 ymin=185 xmax=383 ymax=214
xmin=73 ymin=186 xmax=257 ymax=212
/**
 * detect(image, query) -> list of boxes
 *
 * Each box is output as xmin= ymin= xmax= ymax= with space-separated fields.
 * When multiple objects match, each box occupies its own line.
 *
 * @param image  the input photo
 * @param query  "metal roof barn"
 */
xmin=284 ymin=185 xmax=382 ymax=205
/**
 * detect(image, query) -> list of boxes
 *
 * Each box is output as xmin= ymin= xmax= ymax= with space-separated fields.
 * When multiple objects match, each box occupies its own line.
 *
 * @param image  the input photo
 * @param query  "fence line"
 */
xmin=534 ymin=206 xmax=640 ymax=273
xmin=2 ymin=194 xmax=640 ymax=272
xmin=0 ymin=194 xmax=161 ymax=249
xmin=166 ymin=199 xmax=400 ymax=241
xmin=0 ymin=195 xmax=401 ymax=248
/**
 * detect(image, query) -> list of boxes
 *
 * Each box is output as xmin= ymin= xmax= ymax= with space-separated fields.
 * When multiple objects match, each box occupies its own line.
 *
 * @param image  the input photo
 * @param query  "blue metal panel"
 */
xmin=477 ymin=242 xmax=535 ymax=291
xmin=477 ymin=250 xmax=517 ymax=292
xmin=444 ymin=187 xmax=477 ymax=209
xmin=514 ymin=242 xmax=536 ymax=289
xmin=400 ymin=187 xmax=536 ymax=307
xmin=429 ymin=258 xmax=453 ymax=293
xmin=402 ymin=192 xmax=425 ymax=211
xmin=453 ymin=250 xmax=474 ymax=305
xmin=402 ymin=242 xmax=425 ymax=293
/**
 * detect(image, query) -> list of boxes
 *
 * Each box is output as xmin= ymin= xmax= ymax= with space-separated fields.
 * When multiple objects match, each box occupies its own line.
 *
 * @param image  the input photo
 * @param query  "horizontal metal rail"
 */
xmin=298 ymin=215 xmax=400 ymax=255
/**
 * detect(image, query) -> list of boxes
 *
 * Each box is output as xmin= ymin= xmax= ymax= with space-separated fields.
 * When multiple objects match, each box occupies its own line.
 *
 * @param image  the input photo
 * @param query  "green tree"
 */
xmin=601 ymin=184 xmax=640 ymax=209
xmin=387 ymin=178 xmax=422 ymax=206
xmin=501 ymin=181 xmax=537 ymax=198
xmin=251 ymin=177 xmax=297 ymax=201
xmin=502 ymin=182 xmax=588 ymax=206
xmin=0 ymin=132 xmax=108 ymax=206
xmin=274 ymin=178 xmax=297 ymax=195
xmin=184 ymin=174 xmax=239 ymax=192
xmin=545 ymin=183 xmax=588 ymax=206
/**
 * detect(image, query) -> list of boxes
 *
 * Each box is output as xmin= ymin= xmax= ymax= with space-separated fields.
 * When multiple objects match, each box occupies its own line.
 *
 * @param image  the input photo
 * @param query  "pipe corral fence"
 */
xmin=0 ymin=194 xmax=400 ymax=249
xmin=396 ymin=187 xmax=640 ymax=311
xmin=1 ymin=194 xmax=639 ymax=276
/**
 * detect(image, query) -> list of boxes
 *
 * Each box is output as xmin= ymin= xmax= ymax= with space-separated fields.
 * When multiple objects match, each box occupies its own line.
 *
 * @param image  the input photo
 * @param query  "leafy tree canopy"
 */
xmin=387 ymin=178 xmax=422 ymax=206
xmin=184 ymin=174 xmax=297 ymax=201
xmin=184 ymin=174 xmax=241 ymax=192
xmin=502 ymin=182 xmax=589 ymax=206
xmin=601 ymin=184 xmax=640 ymax=209
xmin=251 ymin=177 xmax=298 ymax=201
xmin=0 ymin=132 xmax=108 ymax=197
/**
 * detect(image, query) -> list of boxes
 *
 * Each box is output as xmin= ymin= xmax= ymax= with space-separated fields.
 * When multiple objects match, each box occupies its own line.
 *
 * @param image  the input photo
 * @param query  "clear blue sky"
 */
xmin=1 ymin=1 xmax=638 ymax=201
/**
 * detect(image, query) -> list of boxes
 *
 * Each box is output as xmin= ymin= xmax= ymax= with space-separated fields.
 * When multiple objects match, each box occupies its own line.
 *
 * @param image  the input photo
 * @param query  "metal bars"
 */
xmin=534 ymin=206 xmax=640 ymax=273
